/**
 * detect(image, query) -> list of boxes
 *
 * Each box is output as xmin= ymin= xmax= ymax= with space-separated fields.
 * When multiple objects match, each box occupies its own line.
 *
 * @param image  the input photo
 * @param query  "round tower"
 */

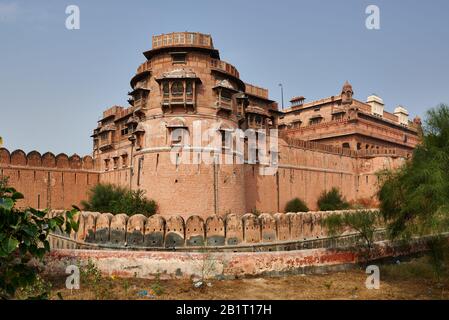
xmin=127 ymin=32 xmax=247 ymax=217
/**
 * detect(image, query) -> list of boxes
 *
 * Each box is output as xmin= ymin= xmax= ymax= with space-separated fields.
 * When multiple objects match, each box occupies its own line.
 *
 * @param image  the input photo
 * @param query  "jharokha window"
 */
xmin=214 ymin=87 xmax=234 ymax=114
xmin=159 ymin=78 xmax=198 ymax=113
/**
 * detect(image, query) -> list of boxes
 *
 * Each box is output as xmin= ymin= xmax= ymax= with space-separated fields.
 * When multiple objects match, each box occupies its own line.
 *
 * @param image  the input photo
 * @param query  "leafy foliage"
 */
xmin=321 ymin=210 xmax=380 ymax=252
xmin=378 ymin=104 xmax=449 ymax=239
xmin=378 ymin=104 xmax=449 ymax=279
xmin=0 ymin=176 xmax=79 ymax=299
xmin=285 ymin=197 xmax=309 ymax=212
xmin=317 ymin=187 xmax=350 ymax=211
xmin=81 ymin=183 xmax=157 ymax=217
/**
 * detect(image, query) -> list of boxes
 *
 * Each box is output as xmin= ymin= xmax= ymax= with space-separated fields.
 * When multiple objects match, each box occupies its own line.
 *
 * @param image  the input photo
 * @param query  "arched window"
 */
xmin=342 ymin=143 xmax=350 ymax=149
xmin=186 ymin=81 xmax=193 ymax=96
xmin=171 ymin=81 xmax=184 ymax=96
xmin=163 ymin=82 xmax=169 ymax=97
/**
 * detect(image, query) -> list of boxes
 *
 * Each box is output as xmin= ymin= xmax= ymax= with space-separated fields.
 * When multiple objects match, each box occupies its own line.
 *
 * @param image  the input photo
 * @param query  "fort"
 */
xmin=0 ymin=32 xmax=420 ymax=218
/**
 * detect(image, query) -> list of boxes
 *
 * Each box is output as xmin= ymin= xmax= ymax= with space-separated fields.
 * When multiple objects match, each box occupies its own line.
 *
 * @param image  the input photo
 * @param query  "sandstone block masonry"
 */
xmin=0 ymin=148 xmax=99 ymax=209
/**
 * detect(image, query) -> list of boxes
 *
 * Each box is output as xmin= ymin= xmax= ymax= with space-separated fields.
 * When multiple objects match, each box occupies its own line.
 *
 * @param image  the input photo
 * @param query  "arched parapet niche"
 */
xmin=27 ymin=151 xmax=42 ymax=167
xmin=56 ymin=153 xmax=70 ymax=169
xmin=10 ymin=149 xmax=27 ymax=166
xmin=0 ymin=148 xmax=11 ymax=165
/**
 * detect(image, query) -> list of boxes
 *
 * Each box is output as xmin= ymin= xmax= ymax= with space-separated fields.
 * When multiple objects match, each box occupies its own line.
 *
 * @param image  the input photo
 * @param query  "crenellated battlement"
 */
xmin=0 ymin=147 xmax=99 ymax=210
xmin=48 ymin=209 xmax=382 ymax=250
xmin=0 ymin=148 xmax=96 ymax=171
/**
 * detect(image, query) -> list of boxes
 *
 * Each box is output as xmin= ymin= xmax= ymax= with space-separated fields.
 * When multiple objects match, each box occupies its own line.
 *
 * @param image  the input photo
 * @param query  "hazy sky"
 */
xmin=1 ymin=0 xmax=449 ymax=155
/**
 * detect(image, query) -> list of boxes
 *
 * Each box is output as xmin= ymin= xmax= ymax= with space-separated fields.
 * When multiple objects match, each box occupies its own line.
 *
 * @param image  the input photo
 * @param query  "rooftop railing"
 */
xmin=245 ymin=83 xmax=269 ymax=99
xmin=136 ymin=60 xmax=152 ymax=74
xmin=152 ymin=32 xmax=213 ymax=50
xmin=209 ymin=58 xmax=240 ymax=79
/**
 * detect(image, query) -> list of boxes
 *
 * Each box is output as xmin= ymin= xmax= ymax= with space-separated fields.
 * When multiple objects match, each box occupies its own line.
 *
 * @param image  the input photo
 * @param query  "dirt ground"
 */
xmin=43 ymin=255 xmax=449 ymax=300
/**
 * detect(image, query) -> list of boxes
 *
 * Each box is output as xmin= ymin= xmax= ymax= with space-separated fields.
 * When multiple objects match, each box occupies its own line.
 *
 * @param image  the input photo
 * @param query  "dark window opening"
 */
xmin=186 ymin=81 xmax=193 ymax=96
xmin=163 ymin=82 xmax=169 ymax=97
xmin=171 ymin=81 xmax=184 ymax=96
xmin=171 ymin=53 xmax=186 ymax=64
xmin=221 ymin=89 xmax=232 ymax=101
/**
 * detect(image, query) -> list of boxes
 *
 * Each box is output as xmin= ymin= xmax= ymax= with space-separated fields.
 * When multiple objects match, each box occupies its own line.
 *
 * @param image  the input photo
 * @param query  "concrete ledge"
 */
xmin=42 ymin=236 xmax=435 ymax=280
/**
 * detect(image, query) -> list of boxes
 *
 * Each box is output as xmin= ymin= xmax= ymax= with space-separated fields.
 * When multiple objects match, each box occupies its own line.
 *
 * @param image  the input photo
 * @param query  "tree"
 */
xmin=285 ymin=197 xmax=309 ymax=212
xmin=82 ymin=183 xmax=157 ymax=217
xmin=321 ymin=210 xmax=380 ymax=256
xmin=0 ymin=176 xmax=79 ymax=299
xmin=378 ymin=104 xmax=449 ymax=238
xmin=378 ymin=104 xmax=449 ymax=278
xmin=317 ymin=187 xmax=350 ymax=211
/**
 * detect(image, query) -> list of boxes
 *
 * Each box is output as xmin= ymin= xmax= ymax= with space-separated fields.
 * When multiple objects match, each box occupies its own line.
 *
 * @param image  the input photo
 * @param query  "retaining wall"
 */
xmin=42 ymin=235 xmax=438 ymax=279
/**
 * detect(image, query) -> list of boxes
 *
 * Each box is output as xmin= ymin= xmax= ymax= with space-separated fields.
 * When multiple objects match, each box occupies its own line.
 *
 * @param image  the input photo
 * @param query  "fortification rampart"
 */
xmin=48 ymin=209 xmax=383 ymax=250
xmin=0 ymin=148 xmax=99 ymax=209
xmin=0 ymin=142 xmax=406 ymax=215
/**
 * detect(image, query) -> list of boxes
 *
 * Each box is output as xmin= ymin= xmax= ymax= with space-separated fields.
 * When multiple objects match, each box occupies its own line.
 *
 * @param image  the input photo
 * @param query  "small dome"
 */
xmin=341 ymin=80 xmax=353 ymax=94
xmin=413 ymin=116 xmax=422 ymax=125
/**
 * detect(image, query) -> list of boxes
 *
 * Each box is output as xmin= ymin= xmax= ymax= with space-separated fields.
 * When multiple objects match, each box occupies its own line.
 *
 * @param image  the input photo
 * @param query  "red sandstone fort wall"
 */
xmin=0 ymin=148 xmax=99 ymax=209
xmin=246 ymin=140 xmax=356 ymax=212
xmin=0 ymin=144 xmax=405 ymax=215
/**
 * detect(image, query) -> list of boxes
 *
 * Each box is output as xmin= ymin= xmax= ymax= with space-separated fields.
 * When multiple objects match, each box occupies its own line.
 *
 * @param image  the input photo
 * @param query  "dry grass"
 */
xmin=42 ymin=255 xmax=449 ymax=300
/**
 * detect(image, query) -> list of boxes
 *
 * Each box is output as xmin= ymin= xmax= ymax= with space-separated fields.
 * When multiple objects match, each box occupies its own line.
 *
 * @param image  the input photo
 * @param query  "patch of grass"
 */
xmin=78 ymin=259 xmax=104 ymax=299
xmin=150 ymin=274 xmax=164 ymax=296
xmin=382 ymin=255 xmax=448 ymax=282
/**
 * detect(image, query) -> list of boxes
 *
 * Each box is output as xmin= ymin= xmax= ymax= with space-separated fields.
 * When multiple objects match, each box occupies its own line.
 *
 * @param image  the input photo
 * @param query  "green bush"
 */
xmin=285 ymin=197 xmax=309 ymax=212
xmin=81 ymin=183 xmax=157 ymax=217
xmin=321 ymin=210 xmax=379 ymax=252
xmin=317 ymin=187 xmax=350 ymax=211
xmin=0 ymin=176 xmax=79 ymax=299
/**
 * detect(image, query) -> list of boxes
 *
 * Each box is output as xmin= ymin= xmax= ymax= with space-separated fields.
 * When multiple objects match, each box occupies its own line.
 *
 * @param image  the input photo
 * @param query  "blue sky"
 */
xmin=1 ymin=0 xmax=449 ymax=155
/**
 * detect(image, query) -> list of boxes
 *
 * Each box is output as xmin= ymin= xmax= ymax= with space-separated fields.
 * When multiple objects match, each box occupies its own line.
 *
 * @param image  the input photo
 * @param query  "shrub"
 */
xmin=82 ymin=183 xmax=157 ymax=217
xmin=317 ymin=187 xmax=350 ymax=211
xmin=321 ymin=210 xmax=379 ymax=253
xmin=0 ymin=176 xmax=78 ymax=299
xmin=285 ymin=197 xmax=309 ymax=212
